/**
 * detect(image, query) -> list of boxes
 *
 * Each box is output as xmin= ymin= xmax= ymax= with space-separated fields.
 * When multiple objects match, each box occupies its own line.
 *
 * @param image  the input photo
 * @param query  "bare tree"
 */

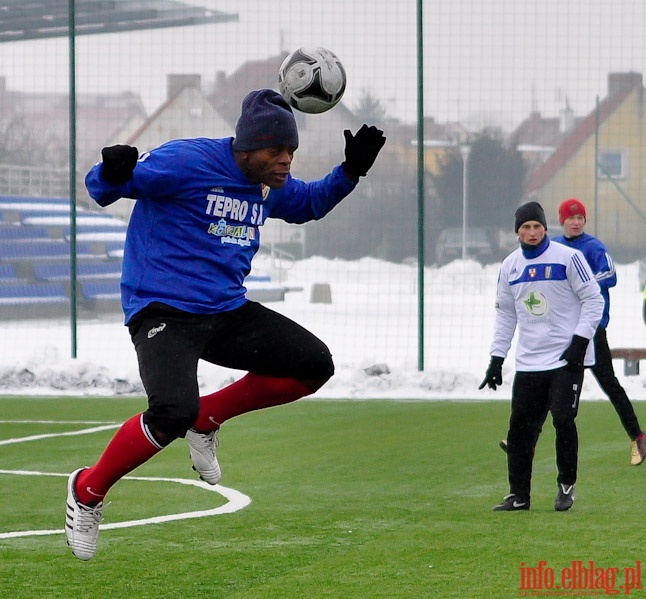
xmin=354 ymin=89 xmax=386 ymax=126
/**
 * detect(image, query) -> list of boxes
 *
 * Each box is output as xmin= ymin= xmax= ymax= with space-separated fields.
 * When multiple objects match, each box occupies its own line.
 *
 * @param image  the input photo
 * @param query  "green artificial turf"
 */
xmin=0 ymin=397 xmax=644 ymax=598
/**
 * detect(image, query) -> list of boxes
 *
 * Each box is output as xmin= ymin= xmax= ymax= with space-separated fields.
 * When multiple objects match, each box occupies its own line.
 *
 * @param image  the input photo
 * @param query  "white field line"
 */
xmin=0 ymin=420 xmax=118 ymax=424
xmin=0 ymin=424 xmax=121 ymax=445
xmin=0 ymin=423 xmax=252 ymax=539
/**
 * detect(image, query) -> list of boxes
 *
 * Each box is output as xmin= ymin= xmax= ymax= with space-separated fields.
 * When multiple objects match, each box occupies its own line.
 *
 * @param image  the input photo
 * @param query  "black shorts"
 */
xmin=127 ymin=301 xmax=334 ymax=435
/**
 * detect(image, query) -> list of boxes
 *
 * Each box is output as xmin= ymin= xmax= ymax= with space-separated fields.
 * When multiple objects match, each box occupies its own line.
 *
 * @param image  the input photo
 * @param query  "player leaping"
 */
xmin=65 ymin=89 xmax=385 ymax=560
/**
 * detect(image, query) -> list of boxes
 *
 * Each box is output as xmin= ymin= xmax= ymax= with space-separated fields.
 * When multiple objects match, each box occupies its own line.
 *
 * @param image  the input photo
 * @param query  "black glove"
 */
xmin=342 ymin=124 xmax=386 ymax=179
xmin=479 ymin=356 xmax=504 ymax=390
xmin=559 ymin=334 xmax=589 ymax=372
xmin=101 ymin=145 xmax=139 ymax=185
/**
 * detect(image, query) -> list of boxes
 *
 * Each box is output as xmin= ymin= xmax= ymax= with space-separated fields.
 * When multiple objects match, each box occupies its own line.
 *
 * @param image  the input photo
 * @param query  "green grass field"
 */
xmin=0 ymin=396 xmax=644 ymax=598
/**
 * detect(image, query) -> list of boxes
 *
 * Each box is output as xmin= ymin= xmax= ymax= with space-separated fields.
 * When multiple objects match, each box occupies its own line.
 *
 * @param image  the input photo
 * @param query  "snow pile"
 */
xmin=2 ymin=258 xmax=644 ymax=400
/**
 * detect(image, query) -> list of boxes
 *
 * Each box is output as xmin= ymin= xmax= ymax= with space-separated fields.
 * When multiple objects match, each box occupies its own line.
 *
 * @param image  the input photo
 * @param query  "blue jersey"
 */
xmin=552 ymin=232 xmax=616 ymax=328
xmin=85 ymin=137 xmax=357 ymax=324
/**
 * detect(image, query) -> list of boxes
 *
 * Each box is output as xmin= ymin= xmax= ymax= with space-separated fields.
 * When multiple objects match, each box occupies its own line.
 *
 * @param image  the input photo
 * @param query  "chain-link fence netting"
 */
xmin=0 ymin=1 xmax=644 ymax=395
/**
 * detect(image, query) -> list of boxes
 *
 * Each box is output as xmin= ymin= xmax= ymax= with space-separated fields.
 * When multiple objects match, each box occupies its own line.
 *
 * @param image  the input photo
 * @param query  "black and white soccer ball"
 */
xmin=278 ymin=47 xmax=346 ymax=114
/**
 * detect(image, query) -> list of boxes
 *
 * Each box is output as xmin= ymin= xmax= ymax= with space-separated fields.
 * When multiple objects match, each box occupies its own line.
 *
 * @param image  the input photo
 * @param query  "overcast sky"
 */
xmin=1 ymin=1 xmax=646 ymax=130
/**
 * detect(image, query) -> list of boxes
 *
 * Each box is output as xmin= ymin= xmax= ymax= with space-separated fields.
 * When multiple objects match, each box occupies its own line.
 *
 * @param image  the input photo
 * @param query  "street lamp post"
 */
xmin=459 ymin=145 xmax=470 ymax=260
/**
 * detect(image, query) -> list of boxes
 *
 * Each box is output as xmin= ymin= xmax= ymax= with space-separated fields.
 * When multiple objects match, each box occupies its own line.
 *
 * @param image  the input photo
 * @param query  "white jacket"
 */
xmin=490 ymin=237 xmax=604 ymax=372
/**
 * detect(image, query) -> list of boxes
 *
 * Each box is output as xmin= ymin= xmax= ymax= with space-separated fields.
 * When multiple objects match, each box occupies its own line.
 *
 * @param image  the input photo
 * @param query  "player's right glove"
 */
xmin=101 ymin=145 xmax=139 ymax=185
xmin=342 ymin=124 xmax=386 ymax=179
xmin=559 ymin=334 xmax=589 ymax=372
xmin=479 ymin=356 xmax=504 ymax=390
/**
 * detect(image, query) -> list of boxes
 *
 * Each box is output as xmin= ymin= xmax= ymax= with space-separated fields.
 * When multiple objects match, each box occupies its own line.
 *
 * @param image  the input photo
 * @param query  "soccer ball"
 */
xmin=278 ymin=47 xmax=346 ymax=114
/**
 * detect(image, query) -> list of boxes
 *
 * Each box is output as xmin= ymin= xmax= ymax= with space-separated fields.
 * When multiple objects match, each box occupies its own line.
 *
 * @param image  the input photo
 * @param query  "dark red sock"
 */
xmin=192 ymin=373 xmax=312 ymax=430
xmin=75 ymin=414 xmax=163 ymax=505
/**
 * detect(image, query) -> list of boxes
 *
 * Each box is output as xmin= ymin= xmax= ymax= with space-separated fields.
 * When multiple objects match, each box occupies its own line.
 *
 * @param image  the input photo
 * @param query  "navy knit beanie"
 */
xmin=232 ymin=89 xmax=299 ymax=151
xmin=514 ymin=201 xmax=547 ymax=233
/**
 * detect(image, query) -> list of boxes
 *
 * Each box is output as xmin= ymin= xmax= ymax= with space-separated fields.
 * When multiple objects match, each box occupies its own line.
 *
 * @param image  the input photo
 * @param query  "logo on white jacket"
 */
xmin=523 ymin=291 xmax=548 ymax=317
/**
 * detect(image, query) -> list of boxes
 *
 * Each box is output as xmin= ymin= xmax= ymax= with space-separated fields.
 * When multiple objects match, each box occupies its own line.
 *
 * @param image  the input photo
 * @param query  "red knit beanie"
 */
xmin=559 ymin=198 xmax=586 ymax=225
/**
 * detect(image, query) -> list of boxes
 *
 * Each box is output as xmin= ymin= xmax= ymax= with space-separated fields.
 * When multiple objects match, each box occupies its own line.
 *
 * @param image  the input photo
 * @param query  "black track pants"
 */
xmin=506 ymin=367 xmax=584 ymax=500
xmin=127 ymin=301 xmax=334 ymax=437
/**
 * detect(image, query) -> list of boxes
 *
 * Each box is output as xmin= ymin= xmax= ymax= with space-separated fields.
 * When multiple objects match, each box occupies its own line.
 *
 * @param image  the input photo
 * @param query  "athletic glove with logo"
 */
xmin=559 ymin=334 xmax=589 ymax=372
xmin=479 ymin=356 xmax=504 ymax=390
xmin=342 ymin=124 xmax=386 ymax=180
xmin=101 ymin=145 xmax=139 ymax=185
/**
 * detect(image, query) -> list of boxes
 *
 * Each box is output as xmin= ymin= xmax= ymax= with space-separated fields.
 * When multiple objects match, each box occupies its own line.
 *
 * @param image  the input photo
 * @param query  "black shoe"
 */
xmin=554 ymin=483 xmax=575 ymax=511
xmin=493 ymin=493 xmax=530 ymax=511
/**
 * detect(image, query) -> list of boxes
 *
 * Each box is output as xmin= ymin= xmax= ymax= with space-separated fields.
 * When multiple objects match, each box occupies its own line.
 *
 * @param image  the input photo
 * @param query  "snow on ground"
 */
xmin=1 ymin=258 xmax=644 ymax=401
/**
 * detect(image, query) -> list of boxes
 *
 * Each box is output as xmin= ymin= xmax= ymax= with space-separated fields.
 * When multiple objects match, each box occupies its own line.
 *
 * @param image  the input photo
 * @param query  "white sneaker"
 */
xmin=186 ymin=428 xmax=221 ymax=485
xmin=65 ymin=468 xmax=105 ymax=560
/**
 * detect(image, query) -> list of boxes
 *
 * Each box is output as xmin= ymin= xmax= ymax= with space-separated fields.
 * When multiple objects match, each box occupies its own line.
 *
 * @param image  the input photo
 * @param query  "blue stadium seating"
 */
xmin=0 ymin=196 xmax=285 ymax=317
xmin=0 ymin=225 xmax=50 ymax=241
xmin=64 ymin=224 xmax=128 ymax=236
xmin=0 ymin=264 xmax=17 ymax=281
xmin=104 ymin=241 xmax=125 ymax=259
xmin=0 ymin=240 xmax=71 ymax=260
xmin=0 ymin=196 xmax=129 ymax=318
xmin=21 ymin=213 xmax=123 ymax=226
xmin=0 ymin=281 xmax=68 ymax=303
xmin=0 ymin=281 xmax=69 ymax=319
xmin=81 ymin=280 xmax=121 ymax=301
xmin=71 ymin=230 xmax=127 ymax=244
xmin=18 ymin=211 xmax=71 ymax=222
xmin=0 ymin=240 xmax=98 ymax=261
xmin=246 ymin=274 xmax=271 ymax=282
xmin=245 ymin=273 xmax=286 ymax=302
xmin=34 ymin=261 xmax=122 ymax=281
xmin=0 ymin=195 xmax=68 ymax=205
xmin=79 ymin=280 xmax=122 ymax=313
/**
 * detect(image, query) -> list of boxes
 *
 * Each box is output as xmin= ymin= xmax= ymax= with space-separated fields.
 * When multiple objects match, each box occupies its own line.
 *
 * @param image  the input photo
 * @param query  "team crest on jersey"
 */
xmin=261 ymin=184 xmax=270 ymax=201
xmin=523 ymin=291 xmax=548 ymax=317
xmin=529 ymin=268 xmax=536 ymax=278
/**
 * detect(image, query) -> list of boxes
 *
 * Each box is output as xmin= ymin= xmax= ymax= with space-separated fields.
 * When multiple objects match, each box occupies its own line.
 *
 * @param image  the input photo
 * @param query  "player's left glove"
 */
xmin=560 ymin=334 xmax=589 ymax=372
xmin=342 ymin=124 xmax=386 ymax=179
xmin=479 ymin=356 xmax=504 ymax=390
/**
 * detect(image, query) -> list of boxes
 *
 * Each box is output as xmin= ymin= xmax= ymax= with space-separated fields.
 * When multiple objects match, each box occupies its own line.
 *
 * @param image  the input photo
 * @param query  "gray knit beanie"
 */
xmin=514 ymin=201 xmax=547 ymax=233
xmin=232 ymin=89 xmax=299 ymax=151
